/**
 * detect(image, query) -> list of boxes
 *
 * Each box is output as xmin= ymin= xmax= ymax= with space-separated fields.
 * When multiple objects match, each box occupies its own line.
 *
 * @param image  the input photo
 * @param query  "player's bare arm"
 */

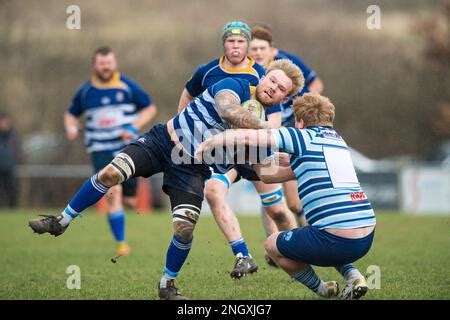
xmin=215 ymin=91 xmax=269 ymax=129
xmin=254 ymin=153 xmax=295 ymax=183
xmin=133 ymin=104 xmax=158 ymax=130
xmin=195 ymin=128 xmax=274 ymax=160
xmin=267 ymin=111 xmax=282 ymax=129
xmin=177 ymin=88 xmax=195 ymax=114
xmin=64 ymin=112 xmax=80 ymax=141
xmin=121 ymin=104 xmax=158 ymax=140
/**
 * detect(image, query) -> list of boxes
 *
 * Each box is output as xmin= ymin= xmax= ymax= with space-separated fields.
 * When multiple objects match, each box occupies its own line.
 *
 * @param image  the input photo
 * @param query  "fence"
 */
xmin=12 ymin=163 xmax=450 ymax=215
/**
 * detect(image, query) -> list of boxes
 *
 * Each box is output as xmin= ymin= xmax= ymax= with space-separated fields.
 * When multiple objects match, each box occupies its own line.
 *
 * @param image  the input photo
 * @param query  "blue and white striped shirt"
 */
xmin=174 ymin=77 xmax=252 ymax=173
xmin=69 ymin=72 xmax=152 ymax=153
xmin=272 ymin=126 xmax=376 ymax=229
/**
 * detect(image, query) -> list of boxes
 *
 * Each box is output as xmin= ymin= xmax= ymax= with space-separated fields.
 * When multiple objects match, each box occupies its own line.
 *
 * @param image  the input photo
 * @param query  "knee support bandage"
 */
xmin=259 ymin=187 xmax=284 ymax=207
xmin=110 ymin=153 xmax=136 ymax=183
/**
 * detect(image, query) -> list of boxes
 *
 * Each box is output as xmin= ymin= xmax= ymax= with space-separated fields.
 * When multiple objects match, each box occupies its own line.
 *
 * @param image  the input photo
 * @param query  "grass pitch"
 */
xmin=0 ymin=209 xmax=449 ymax=300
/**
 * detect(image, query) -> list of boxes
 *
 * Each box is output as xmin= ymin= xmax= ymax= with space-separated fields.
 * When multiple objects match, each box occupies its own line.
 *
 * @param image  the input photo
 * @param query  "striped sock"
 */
xmin=292 ymin=265 xmax=324 ymax=294
xmin=335 ymin=264 xmax=356 ymax=277
xmin=107 ymin=210 xmax=125 ymax=242
xmin=335 ymin=264 xmax=361 ymax=284
xmin=59 ymin=174 xmax=108 ymax=226
xmin=161 ymin=235 xmax=192 ymax=287
xmin=229 ymin=238 xmax=250 ymax=257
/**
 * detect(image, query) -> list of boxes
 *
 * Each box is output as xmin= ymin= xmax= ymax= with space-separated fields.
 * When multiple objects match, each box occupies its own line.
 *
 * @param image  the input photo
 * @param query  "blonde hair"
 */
xmin=293 ymin=93 xmax=335 ymax=127
xmin=266 ymin=59 xmax=304 ymax=97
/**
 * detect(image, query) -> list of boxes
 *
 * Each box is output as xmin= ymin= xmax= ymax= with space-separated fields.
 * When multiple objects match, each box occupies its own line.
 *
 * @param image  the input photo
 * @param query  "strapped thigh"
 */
xmin=166 ymin=186 xmax=202 ymax=224
xmin=259 ymin=186 xmax=284 ymax=207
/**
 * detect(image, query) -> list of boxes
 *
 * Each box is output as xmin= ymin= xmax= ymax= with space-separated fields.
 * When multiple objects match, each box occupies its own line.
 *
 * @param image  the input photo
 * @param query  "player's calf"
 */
xmin=172 ymin=204 xmax=200 ymax=241
xmin=158 ymin=190 xmax=202 ymax=300
xmin=27 ymin=153 xmax=135 ymax=237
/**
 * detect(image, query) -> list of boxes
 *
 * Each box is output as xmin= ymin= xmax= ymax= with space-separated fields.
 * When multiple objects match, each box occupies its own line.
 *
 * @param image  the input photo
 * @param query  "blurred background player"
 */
xmin=64 ymin=46 xmax=157 ymax=256
xmin=249 ymin=24 xmax=325 ymax=263
xmin=197 ymin=93 xmax=375 ymax=299
xmin=178 ymin=21 xmax=297 ymax=278
xmin=0 ymin=113 xmax=22 ymax=208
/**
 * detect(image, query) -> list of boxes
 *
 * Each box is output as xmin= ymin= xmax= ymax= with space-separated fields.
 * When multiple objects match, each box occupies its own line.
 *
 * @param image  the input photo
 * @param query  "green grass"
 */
xmin=0 ymin=209 xmax=449 ymax=300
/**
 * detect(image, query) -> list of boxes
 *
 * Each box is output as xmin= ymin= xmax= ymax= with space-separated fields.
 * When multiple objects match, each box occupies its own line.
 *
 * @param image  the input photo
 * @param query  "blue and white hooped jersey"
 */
xmin=185 ymin=56 xmax=281 ymax=115
xmin=174 ymin=77 xmax=252 ymax=173
xmin=68 ymin=72 xmax=152 ymax=153
xmin=272 ymin=126 xmax=376 ymax=230
xmin=274 ymin=50 xmax=317 ymax=126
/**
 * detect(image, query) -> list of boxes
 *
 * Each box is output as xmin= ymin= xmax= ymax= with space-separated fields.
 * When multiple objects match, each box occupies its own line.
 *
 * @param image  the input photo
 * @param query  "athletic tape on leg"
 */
xmin=110 ymin=153 xmax=136 ymax=183
xmin=259 ymin=187 xmax=284 ymax=207
xmin=209 ymin=173 xmax=231 ymax=189
xmin=172 ymin=204 xmax=201 ymax=224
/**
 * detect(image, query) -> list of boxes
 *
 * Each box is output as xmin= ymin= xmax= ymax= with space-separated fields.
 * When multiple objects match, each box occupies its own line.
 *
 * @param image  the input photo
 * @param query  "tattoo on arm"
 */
xmin=215 ymin=91 xmax=268 ymax=129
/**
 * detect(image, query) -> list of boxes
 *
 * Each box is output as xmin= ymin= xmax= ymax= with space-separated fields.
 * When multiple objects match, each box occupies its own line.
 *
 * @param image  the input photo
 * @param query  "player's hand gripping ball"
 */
xmin=231 ymin=99 xmax=265 ymax=129
xmin=242 ymin=99 xmax=265 ymax=120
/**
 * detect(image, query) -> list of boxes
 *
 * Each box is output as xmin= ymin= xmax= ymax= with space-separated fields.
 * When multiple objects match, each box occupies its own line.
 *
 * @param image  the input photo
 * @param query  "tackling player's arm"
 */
xmin=196 ymin=128 xmax=296 ymax=183
xmin=215 ymin=91 xmax=269 ymax=129
xmin=267 ymin=112 xmax=281 ymax=129
xmin=196 ymin=128 xmax=273 ymax=159
xmin=64 ymin=112 xmax=80 ymax=141
xmin=177 ymin=88 xmax=195 ymax=114
xmin=253 ymin=153 xmax=295 ymax=183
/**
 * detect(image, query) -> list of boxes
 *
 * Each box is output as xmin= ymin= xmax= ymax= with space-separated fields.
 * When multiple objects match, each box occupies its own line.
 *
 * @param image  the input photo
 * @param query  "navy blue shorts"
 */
xmin=276 ymin=226 xmax=375 ymax=267
xmin=129 ymin=124 xmax=211 ymax=199
xmin=234 ymin=164 xmax=260 ymax=182
xmin=90 ymin=150 xmax=137 ymax=197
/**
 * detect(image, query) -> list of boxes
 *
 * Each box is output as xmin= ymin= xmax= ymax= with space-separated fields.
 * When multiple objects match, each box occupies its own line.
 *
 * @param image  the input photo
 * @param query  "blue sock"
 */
xmin=163 ymin=235 xmax=193 ymax=279
xmin=335 ymin=264 xmax=357 ymax=278
xmin=68 ymin=174 xmax=108 ymax=212
xmin=229 ymin=238 xmax=250 ymax=257
xmin=292 ymin=265 xmax=322 ymax=293
xmin=107 ymin=210 xmax=125 ymax=242
xmin=60 ymin=174 xmax=109 ymax=226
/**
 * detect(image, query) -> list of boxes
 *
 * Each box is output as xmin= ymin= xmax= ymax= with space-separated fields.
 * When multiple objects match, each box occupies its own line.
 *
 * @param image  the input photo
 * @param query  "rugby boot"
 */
xmin=342 ymin=276 xmax=368 ymax=300
xmin=158 ymin=279 xmax=189 ymax=300
xmin=29 ymin=214 xmax=68 ymax=237
xmin=318 ymin=281 xmax=340 ymax=299
xmin=230 ymin=253 xmax=258 ymax=279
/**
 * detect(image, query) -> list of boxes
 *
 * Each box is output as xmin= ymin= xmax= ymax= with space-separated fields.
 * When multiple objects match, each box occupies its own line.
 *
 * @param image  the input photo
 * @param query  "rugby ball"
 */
xmin=241 ymin=99 xmax=265 ymax=120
